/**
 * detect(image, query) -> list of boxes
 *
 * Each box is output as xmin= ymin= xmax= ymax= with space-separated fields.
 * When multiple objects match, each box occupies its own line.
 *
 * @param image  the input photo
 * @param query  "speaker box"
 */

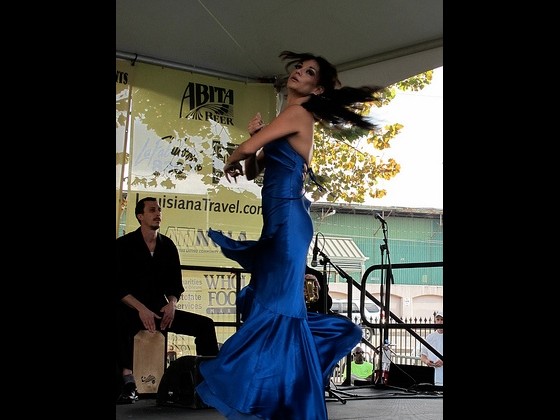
xmin=157 ymin=355 xmax=216 ymax=409
xmin=386 ymin=362 xmax=435 ymax=390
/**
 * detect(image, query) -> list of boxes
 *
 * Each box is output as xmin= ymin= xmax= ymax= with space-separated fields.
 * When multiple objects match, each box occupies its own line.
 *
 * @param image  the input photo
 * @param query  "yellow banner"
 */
xmin=124 ymin=191 xmax=263 ymax=267
xmin=116 ymin=59 xmax=135 ymax=237
xmin=121 ymin=61 xmax=277 ymax=267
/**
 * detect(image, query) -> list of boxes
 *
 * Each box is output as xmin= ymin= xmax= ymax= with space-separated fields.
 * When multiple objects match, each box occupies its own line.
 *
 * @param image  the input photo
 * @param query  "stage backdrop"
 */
xmin=116 ymin=60 xmax=277 ymax=348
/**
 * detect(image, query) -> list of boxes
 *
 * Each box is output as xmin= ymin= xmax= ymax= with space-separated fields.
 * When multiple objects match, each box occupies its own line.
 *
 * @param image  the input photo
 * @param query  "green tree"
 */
xmin=308 ymin=70 xmax=434 ymax=203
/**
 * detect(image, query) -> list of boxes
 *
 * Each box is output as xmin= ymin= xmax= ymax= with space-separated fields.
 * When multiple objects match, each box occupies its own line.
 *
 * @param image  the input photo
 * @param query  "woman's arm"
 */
xmin=244 ymin=113 xmax=267 ymax=180
xmin=245 ymin=150 xmax=265 ymax=180
xmin=223 ymin=105 xmax=313 ymax=182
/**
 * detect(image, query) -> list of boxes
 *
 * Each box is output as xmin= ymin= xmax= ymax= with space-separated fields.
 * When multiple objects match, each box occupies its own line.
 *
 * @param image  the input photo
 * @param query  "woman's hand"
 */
xmin=223 ymin=161 xmax=244 ymax=183
xmin=248 ymin=112 xmax=265 ymax=136
xmin=224 ymin=112 xmax=264 ymax=183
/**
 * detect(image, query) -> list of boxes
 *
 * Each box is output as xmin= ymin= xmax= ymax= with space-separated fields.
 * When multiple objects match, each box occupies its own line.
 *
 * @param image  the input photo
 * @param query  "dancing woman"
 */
xmin=196 ymin=51 xmax=382 ymax=420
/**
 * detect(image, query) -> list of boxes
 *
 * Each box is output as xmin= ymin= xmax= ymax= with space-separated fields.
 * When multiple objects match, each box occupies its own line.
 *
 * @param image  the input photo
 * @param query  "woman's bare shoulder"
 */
xmin=277 ymin=103 xmax=315 ymax=123
xmin=281 ymin=103 xmax=311 ymax=115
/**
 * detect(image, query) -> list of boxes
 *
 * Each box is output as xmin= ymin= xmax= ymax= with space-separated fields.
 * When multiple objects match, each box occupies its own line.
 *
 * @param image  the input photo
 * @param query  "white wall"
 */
xmin=328 ymin=283 xmax=443 ymax=320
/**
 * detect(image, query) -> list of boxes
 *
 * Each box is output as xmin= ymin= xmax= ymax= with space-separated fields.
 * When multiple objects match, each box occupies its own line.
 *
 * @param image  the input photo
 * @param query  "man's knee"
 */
xmin=200 ymin=315 xmax=216 ymax=332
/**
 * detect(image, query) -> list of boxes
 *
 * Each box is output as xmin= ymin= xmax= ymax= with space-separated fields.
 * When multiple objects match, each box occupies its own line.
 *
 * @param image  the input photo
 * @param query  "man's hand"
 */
xmin=159 ymin=301 xmax=177 ymax=330
xmin=138 ymin=306 xmax=162 ymax=332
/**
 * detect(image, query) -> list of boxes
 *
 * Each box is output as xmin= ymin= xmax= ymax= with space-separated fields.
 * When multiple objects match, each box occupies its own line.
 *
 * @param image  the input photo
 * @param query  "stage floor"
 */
xmin=116 ymin=384 xmax=443 ymax=419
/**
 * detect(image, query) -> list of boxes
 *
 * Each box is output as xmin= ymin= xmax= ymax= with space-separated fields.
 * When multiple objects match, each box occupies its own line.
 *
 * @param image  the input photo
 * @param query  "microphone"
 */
xmin=311 ymin=233 xmax=319 ymax=267
xmin=375 ymin=213 xmax=387 ymax=224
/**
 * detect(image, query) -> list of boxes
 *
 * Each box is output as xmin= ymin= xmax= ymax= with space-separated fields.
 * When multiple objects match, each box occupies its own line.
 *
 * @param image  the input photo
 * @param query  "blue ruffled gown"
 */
xmin=196 ymin=138 xmax=362 ymax=419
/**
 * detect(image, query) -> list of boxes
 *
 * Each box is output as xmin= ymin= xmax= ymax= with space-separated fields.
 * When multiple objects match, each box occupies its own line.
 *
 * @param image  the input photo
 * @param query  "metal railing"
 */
xmin=168 ymin=263 xmax=443 ymax=382
xmin=331 ymin=316 xmax=439 ymax=384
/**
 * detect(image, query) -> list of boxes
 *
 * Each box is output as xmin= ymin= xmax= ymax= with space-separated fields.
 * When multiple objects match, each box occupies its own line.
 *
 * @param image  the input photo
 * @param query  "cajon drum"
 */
xmin=133 ymin=330 xmax=166 ymax=394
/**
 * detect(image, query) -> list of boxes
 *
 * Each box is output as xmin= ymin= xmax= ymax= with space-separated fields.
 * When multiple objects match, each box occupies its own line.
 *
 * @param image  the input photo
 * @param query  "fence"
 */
xmin=168 ymin=265 xmax=441 ymax=383
xmin=330 ymin=315 xmax=438 ymax=384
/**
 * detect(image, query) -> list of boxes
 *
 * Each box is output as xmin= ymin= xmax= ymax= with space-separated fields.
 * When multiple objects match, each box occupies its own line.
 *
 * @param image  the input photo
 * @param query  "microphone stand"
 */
xmin=318 ymin=258 xmax=328 ymax=316
xmin=373 ymin=218 xmax=395 ymax=389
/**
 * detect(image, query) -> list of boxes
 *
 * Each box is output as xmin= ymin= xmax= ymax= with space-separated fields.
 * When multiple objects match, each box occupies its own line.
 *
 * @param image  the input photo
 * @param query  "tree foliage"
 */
xmin=308 ymin=70 xmax=434 ymax=203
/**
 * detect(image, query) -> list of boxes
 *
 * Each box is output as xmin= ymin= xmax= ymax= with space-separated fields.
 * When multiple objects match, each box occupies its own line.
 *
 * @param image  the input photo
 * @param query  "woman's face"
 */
xmin=286 ymin=59 xmax=324 ymax=96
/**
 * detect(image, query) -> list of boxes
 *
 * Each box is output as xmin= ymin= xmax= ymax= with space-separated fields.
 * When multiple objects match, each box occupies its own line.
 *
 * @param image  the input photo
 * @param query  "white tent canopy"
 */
xmin=307 ymin=237 xmax=368 ymax=276
xmin=116 ymin=0 xmax=443 ymax=87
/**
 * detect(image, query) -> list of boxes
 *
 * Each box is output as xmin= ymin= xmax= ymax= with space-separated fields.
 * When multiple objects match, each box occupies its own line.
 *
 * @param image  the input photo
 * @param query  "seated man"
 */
xmin=116 ymin=197 xmax=220 ymax=403
xmin=343 ymin=346 xmax=375 ymax=385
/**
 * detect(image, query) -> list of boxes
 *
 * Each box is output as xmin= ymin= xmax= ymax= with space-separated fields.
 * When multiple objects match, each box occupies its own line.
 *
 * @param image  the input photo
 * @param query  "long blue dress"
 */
xmin=196 ymin=138 xmax=362 ymax=419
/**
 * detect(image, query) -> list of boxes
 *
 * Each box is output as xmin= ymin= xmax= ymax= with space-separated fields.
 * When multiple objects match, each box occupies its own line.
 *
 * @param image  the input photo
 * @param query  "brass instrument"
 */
xmin=304 ymin=275 xmax=320 ymax=303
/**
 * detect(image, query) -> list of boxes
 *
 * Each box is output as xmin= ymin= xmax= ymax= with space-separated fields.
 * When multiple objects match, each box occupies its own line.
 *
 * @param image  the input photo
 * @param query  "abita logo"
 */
xmin=180 ymin=82 xmax=234 ymax=126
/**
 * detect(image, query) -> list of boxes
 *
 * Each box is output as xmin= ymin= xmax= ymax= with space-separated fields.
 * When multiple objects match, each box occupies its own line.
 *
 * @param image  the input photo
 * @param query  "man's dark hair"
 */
xmin=135 ymin=196 xmax=158 ymax=224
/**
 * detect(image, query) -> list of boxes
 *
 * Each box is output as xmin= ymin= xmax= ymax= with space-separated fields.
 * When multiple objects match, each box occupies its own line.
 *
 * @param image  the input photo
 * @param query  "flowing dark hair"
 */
xmin=279 ymin=50 xmax=382 ymax=130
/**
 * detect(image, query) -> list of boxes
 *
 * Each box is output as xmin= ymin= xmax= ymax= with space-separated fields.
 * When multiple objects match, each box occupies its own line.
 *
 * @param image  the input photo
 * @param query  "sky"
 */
xmin=367 ymin=67 xmax=443 ymax=210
